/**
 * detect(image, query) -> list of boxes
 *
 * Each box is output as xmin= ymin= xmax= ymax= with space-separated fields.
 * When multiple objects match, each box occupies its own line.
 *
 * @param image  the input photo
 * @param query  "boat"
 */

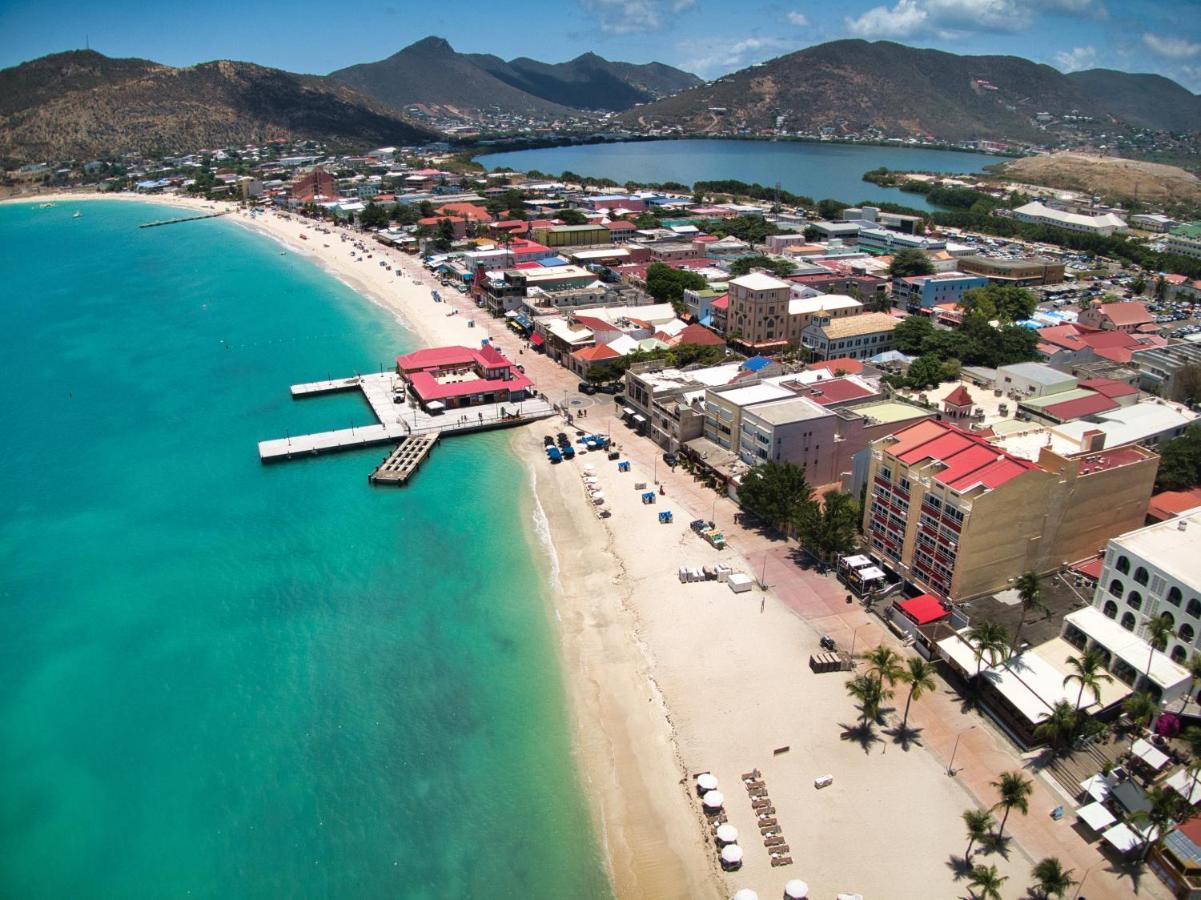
xmin=39 ymin=202 xmax=56 ymax=209
xmin=72 ymin=210 xmax=82 ymax=218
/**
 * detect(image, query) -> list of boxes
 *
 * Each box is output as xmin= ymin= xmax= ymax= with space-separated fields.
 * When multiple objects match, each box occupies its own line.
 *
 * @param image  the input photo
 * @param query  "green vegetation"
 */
xmin=959 ymin=284 xmax=1038 ymax=323
xmin=358 ymin=201 xmax=389 ymax=229
xmin=966 ymin=621 xmax=1010 ymax=677
xmin=691 ymin=179 xmax=814 ymax=208
xmin=1029 ymin=857 xmax=1075 ymax=899
xmin=737 ymin=460 xmax=814 ymax=532
xmin=990 ymin=770 xmax=1033 ymax=842
xmin=795 ymin=491 xmax=860 ymax=564
xmin=890 ymin=311 xmax=1038 ymax=371
xmin=644 ymin=262 xmax=707 ymax=315
xmin=897 ymin=657 xmax=937 ymax=732
xmin=962 ymin=809 xmax=994 ymax=862
xmin=583 ymin=343 xmax=727 ymax=384
xmin=967 ymin=864 xmax=1007 ymax=900
xmin=846 ymin=672 xmax=890 ymax=727
xmin=1009 ymin=571 xmax=1047 ymax=658
xmin=1156 ymin=425 xmax=1201 ymax=491
xmin=727 ymin=254 xmax=794 ymax=278
xmin=887 ymin=248 xmax=935 ymax=278
xmin=901 ymin=354 xmax=959 ymax=390
xmin=698 ymin=215 xmax=782 ymax=244
xmin=558 ymin=208 xmax=588 ymax=225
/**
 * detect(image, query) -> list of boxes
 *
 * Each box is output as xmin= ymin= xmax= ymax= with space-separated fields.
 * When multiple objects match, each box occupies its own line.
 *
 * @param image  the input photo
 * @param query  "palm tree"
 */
xmin=898 ymin=656 xmax=937 ymax=730
xmin=1122 ymin=691 xmax=1159 ymax=741
xmin=1009 ymin=571 xmax=1048 ymax=658
xmin=1032 ymin=701 xmax=1079 ymax=755
xmin=1029 ymin=857 xmax=1075 ymax=899
xmin=863 ymin=645 xmax=904 ymax=688
xmin=1062 ymin=647 xmax=1114 ymax=712
xmin=846 ymin=673 xmax=889 ymax=726
xmin=1179 ymin=653 xmax=1201 ymax=714
xmin=962 ymin=808 xmax=994 ymax=861
xmin=990 ymin=770 xmax=1033 ymax=841
xmin=1145 ymin=614 xmax=1175 ymax=682
xmin=967 ymin=863 xmax=1007 ymax=900
xmin=1131 ymin=786 xmax=1188 ymax=860
xmin=967 ymin=621 xmax=1010 ymax=677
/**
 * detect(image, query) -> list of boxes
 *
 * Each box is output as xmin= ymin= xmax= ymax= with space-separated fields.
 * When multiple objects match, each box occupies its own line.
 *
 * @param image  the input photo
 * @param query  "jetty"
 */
xmin=369 ymin=432 xmax=440 ymax=485
xmin=138 ymin=211 xmax=230 ymax=229
xmin=257 ymin=371 xmax=555 ymax=482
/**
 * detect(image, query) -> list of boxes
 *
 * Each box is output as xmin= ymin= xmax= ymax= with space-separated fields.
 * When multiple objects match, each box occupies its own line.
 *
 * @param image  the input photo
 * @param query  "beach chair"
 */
xmin=756 ymin=806 xmax=776 ymax=817
xmin=764 ymin=835 xmax=784 ymax=846
xmin=751 ymin=798 xmax=770 ymax=810
xmin=741 ymin=769 xmax=761 ymax=782
xmin=770 ymin=846 xmax=791 ymax=857
xmin=744 ymin=779 xmax=766 ymax=791
xmin=757 ymin=817 xmax=777 ymax=829
xmin=771 ymin=856 xmax=793 ymax=867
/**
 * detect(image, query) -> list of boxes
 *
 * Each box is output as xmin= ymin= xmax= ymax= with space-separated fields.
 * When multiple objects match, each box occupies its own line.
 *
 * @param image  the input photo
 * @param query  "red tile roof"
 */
xmin=711 ymin=294 xmax=729 ymax=310
xmin=1148 ymin=487 xmax=1201 ymax=521
xmin=944 ymin=385 xmax=974 ymax=407
xmin=888 ymin=420 xmax=1038 ymax=492
xmin=1096 ymin=301 xmax=1152 ymax=327
xmin=1072 ymin=556 xmax=1104 ymax=580
xmin=1041 ymin=393 xmax=1120 ymax=421
xmin=604 ymin=220 xmax=635 ymax=231
xmin=1078 ymin=378 xmax=1138 ymax=399
xmin=573 ymin=344 xmax=621 ymax=362
xmin=673 ymin=323 xmax=725 ymax=346
xmin=806 ymin=356 xmax=863 ymax=375
xmin=898 ymin=594 xmax=949 ymax=625
xmin=791 ymin=377 xmax=875 ymax=405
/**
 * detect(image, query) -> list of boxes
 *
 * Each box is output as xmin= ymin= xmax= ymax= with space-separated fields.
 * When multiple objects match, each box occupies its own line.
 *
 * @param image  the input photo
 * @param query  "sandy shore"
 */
xmin=9 ymin=191 xmax=1146 ymax=899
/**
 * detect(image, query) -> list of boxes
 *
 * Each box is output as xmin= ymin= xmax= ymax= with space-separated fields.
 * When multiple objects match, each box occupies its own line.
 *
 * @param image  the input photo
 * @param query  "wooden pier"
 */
xmin=369 ymin=432 xmax=440 ymax=485
xmin=138 ymin=211 xmax=230 ymax=229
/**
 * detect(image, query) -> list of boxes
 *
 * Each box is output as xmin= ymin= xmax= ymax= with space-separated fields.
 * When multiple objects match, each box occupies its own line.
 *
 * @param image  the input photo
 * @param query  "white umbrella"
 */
xmin=697 ymin=773 xmax=719 ymax=792
xmin=592 ymin=492 xmax=605 ymax=503
xmin=582 ymin=465 xmax=596 ymax=474
xmin=784 ymin=880 xmax=809 ymax=899
xmin=703 ymin=790 xmax=725 ymax=810
xmin=720 ymin=844 xmax=743 ymax=865
xmin=716 ymin=823 xmax=739 ymax=844
xmin=733 ymin=891 xmax=758 ymax=900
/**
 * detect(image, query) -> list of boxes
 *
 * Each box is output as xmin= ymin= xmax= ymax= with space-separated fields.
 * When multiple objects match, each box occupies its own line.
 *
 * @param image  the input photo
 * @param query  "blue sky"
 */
xmin=3 ymin=0 xmax=1201 ymax=90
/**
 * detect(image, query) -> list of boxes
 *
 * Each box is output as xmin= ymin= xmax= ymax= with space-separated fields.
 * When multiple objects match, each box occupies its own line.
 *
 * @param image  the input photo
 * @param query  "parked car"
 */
xmin=600 ymin=383 xmax=622 ymax=395
xmin=578 ymin=381 xmax=597 ymax=395
xmin=663 ymin=452 xmax=679 ymax=467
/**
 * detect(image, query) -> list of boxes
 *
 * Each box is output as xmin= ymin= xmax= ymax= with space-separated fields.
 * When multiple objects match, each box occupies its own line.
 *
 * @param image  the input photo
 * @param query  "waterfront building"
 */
xmin=863 ymin=419 xmax=1158 ymax=601
xmin=395 ymin=345 xmax=533 ymax=411
xmin=1012 ymin=201 xmax=1127 ymax=236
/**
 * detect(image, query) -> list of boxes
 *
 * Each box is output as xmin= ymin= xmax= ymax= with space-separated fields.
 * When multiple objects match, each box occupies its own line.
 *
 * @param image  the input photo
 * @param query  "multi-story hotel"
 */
xmin=863 ymin=419 xmax=1158 ymax=601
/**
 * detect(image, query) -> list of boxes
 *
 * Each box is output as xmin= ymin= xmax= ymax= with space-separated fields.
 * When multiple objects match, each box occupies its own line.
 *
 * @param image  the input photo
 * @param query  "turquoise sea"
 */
xmin=0 ymin=201 xmax=608 ymax=898
xmin=477 ymin=138 xmax=1007 ymax=212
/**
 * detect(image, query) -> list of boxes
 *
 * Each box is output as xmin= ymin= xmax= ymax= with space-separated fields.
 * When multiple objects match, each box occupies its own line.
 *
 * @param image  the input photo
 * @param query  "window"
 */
xmin=1127 ymin=591 xmax=1143 ymax=611
xmin=1121 ymin=612 xmax=1136 ymax=631
xmin=1169 ymin=587 xmax=1183 ymax=607
xmin=900 ymin=478 xmax=911 ymax=492
xmin=1134 ymin=566 xmax=1149 ymax=586
xmin=1116 ymin=555 xmax=1130 ymax=575
xmin=1108 ymin=579 xmax=1124 ymax=598
xmin=1189 ymin=598 xmax=1201 ymax=619
xmin=1103 ymin=600 xmax=1118 ymax=619
xmin=1161 ymin=612 xmax=1176 ymax=628
xmin=1173 ymin=645 xmax=1188 ymax=664
xmin=1181 ymin=623 xmax=1196 ymax=644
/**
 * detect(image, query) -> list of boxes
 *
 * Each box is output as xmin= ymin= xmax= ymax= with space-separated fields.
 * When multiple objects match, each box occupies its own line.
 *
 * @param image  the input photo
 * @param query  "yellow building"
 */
xmin=863 ymin=419 xmax=1158 ymax=601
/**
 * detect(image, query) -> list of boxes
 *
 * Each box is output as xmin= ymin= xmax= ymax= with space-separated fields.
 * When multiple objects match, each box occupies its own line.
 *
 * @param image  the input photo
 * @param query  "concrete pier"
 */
xmin=369 ymin=432 xmax=441 ymax=485
xmin=138 ymin=211 xmax=230 ymax=228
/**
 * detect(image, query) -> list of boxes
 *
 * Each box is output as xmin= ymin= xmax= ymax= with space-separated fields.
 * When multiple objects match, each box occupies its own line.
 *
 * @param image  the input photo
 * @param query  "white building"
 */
xmin=1089 ymin=508 xmax=1201 ymax=670
xmin=1012 ymin=201 xmax=1127 ymax=236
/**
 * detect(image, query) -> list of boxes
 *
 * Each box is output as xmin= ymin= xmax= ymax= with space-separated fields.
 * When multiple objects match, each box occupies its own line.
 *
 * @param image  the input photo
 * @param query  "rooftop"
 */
xmin=884 ymin=419 xmax=1038 ymax=494
xmin=713 ymin=383 xmax=793 ymax=408
xmin=1112 ymin=507 xmax=1201 ymax=589
xmin=844 ymin=400 xmax=931 ymax=425
xmin=788 ymin=294 xmax=863 ymax=316
xmin=743 ymin=395 xmax=832 ymax=426
xmin=812 ymin=312 xmax=900 ymax=340
xmin=998 ymin=361 xmax=1076 ymax=387
xmin=1148 ymin=487 xmax=1201 ymax=521
xmin=730 ymin=272 xmax=791 ymax=292
xmin=1065 ymin=606 xmax=1191 ymax=690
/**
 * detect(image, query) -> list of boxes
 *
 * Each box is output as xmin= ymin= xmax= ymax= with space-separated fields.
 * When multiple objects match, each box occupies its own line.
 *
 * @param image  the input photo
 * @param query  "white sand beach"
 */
xmin=7 ymin=191 xmax=1146 ymax=900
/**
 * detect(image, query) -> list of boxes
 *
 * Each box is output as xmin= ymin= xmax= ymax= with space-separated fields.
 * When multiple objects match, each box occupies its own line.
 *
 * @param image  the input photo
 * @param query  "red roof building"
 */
xmin=806 ymin=357 xmax=863 ymax=375
xmin=1040 ymin=393 xmax=1120 ymax=422
xmin=1078 ymin=300 xmax=1154 ymax=333
xmin=291 ymin=167 xmax=339 ymax=203
xmin=896 ymin=594 xmax=949 ymax=626
xmin=1148 ymin=487 xmax=1201 ymax=521
xmin=788 ymin=376 xmax=878 ymax=407
xmin=395 ymin=345 xmax=532 ymax=410
xmin=436 ymin=202 xmax=492 ymax=223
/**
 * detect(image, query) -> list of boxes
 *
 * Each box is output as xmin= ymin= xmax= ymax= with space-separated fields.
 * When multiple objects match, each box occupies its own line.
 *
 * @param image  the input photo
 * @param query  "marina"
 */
xmin=368 ymin=432 xmax=440 ymax=485
xmin=138 ymin=210 xmax=230 ymax=228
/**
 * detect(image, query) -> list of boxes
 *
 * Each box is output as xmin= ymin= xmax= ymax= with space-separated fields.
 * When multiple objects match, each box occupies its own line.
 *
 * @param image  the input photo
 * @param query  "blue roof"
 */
xmin=741 ymin=356 xmax=772 ymax=372
xmin=538 ymin=257 xmax=570 ymax=267
xmin=870 ymin=350 xmax=916 ymax=364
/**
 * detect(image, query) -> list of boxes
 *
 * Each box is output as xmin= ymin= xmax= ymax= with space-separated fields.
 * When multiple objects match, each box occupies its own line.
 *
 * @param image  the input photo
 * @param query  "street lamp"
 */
xmin=1071 ymin=859 xmax=1103 ymax=900
xmin=759 ymin=551 xmax=769 ymax=589
xmin=849 ymin=622 xmax=869 ymax=658
xmin=947 ymin=724 xmax=977 ymax=776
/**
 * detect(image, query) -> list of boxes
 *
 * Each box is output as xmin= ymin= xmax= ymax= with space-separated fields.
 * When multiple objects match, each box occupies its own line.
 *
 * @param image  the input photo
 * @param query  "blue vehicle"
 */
xmin=546 ymin=446 xmax=563 ymax=463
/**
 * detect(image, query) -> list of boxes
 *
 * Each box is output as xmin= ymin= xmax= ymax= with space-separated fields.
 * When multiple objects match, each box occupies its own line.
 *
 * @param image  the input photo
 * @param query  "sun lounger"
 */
xmin=749 ymin=790 xmax=769 ymax=801
xmin=751 ymin=798 xmax=770 ymax=809
xmin=771 ymin=856 xmax=793 ymax=867
xmin=757 ymin=817 xmax=777 ymax=829
xmin=741 ymin=769 xmax=761 ymax=781
xmin=744 ymin=780 xmax=766 ymax=791
xmin=764 ymin=835 xmax=784 ymax=846
xmin=756 ymin=806 xmax=776 ymax=817
xmin=770 ymin=846 xmax=790 ymax=857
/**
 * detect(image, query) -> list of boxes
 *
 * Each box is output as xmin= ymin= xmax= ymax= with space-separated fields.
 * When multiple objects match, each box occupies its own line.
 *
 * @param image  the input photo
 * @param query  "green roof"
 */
xmin=1172 ymin=222 xmax=1201 ymax=239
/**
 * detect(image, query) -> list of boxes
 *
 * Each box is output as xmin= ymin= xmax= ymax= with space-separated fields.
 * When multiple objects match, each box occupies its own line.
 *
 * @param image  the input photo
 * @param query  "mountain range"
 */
xmin=0 ymin=50 xmax=438 ymax=162
xmin=328 ymin=37 xmax=701 ymax=116
xmin=623 ymin=39 xmax=1201 ymax=140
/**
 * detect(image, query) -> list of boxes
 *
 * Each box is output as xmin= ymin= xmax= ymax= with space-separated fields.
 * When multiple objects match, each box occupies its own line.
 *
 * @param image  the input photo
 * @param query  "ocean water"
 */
xmin=477 ymin=138 xmax=1007 ymax=212
xmin=0 ymin=201 xmax=608 ymax=899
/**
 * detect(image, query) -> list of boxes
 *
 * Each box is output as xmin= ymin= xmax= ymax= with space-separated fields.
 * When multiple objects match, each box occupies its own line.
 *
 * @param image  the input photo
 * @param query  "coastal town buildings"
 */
xmin=800 ymin=312 xmax=899 ymax=362
xmin=891 ymin=271 xmax=988 ymax=312
xmin=395 ymin=344 xmax=532 ymax=411
xmin=1011 ymin=200 xmax=1128 ymax=236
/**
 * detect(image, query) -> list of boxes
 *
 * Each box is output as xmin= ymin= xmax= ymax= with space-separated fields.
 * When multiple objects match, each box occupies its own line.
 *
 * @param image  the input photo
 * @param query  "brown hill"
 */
xmin=0 ymin=50 xmax=439 ymax=162
xmin=996 ymin=152 xmax=1201 ymax=207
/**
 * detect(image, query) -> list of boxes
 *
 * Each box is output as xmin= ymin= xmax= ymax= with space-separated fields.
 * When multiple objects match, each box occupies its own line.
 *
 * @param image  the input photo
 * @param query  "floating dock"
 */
xmin=369 ymin=432 xmax=440 ymax=485
xmin=138 ymin=211 xmax=230 ymax=228
xmin=257 ymin=372 xmax=555 ymax=482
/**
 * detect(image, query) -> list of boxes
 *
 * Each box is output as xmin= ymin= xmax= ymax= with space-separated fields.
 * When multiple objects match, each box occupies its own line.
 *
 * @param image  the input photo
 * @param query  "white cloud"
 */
xmin=576 ymin=0 xmax=696 ymax=34
xmin=1142 ymin=33 xmax=1201 ymax=61
xmin=681 ymin=35 xmax=794 ymax=77
xmin=845 ymin=0 xmax=1102 ymax=40
xmin=1054 ymin=45 xmax=1097 ymax=72
xmin=786 ymin=11 xmax=809 ymax=26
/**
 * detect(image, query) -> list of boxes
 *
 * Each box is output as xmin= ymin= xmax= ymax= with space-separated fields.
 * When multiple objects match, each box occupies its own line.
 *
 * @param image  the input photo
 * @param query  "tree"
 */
xmin=727 ymin=254 xmax=794 ymax=277
xmin=1122 ymin=691 xmax=1158 ymax=735
xmin=967 ymin=621 xmax=1010 ymax=677
xmin=967 ymin=864 xmax=1007 ymax=900
xmin=990 ymin=771 xmax=1033 ymax=841
xmin=1179 ymin=654 xmax=1201 ymax=714
xmin=795 ymin=490 xmax=859 ymax=562
xmin=418 ymin=199 xmax=435 ymax=217
xmin=1063 ymin=647 xmax=1115 ymax=712
xmin=1173 ymin=364 xmax=1201 ymax=406
xmin=893 ymin=315 xmax=935 ymax=355
xmin=644 ymin=262 xmax=707 ymax=314
xmin=1131 ymin=786 xmax=1188 ymax=860
xmin=1032 ymin=701 xmax=1079 ymax=754
xmin=1146 ymin=614 xmax=1175 ymax=681
xmin=817 ymin=198 xmax=848 ymax=220
xmin=959 ymin=284 xmax=1038 ymax=323
xmin=803 ymin=224 xmax=822 ymax=242
xmin=963 ymin=808 xmax=994 ymax=861
xmin=434 ymin=218 xmax=456 ymax=252
xmin=887 ymin=248 xmax=935 ymax=278
xmin=846 ymin=673 xmax=890 ymax=726
xmin=1156 ymin=425 xmax=1201 ymax=491
xmin=359 ymin=201 xmax=389 ymax=229
xmin=863 ymin=645 xmax=905 ymax=688
xmin=897 ymin=656 xmax=937 ymax=730
xmin=1029 ymin=857 xmax=1075 ymax=899
xmin=1009 ymin=571 xmax=1048 ymax=658
xmin=558 ymin=208 xmax=588 ymax=225
xmin=736 ymin=460 xmax=816 ymax=532
xmin=904 ymin=354 xmax=952 ymax=390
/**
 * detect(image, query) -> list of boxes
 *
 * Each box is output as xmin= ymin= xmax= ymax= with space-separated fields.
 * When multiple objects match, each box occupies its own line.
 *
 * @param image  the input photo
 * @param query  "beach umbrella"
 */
xmin=592 ymin=492 xmax=605 ymax=503
xmin=720 ymin=844 xmax=743 ymax=865
xmin=732 ymin=891 xmax=758 ymax=900
xmin=702 ymin=790 xmax=725 ymax=810
xmin=716 ymin=823 xmax=739 ymax=844
xmin=697 ymin=773 xmax=719 ymax=792
xmin=582 ymin=465 xmax=596 ymax=474
xmin=784 ymin=880 xmax=809 ymax=899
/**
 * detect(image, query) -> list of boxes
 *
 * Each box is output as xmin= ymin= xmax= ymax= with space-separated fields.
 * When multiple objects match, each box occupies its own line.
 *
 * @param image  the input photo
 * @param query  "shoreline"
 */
xmin=9 ymin=191 xmax=1143 ymax=899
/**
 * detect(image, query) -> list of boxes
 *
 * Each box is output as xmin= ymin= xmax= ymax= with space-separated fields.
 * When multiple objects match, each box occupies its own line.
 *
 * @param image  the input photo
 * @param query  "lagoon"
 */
xmin=477 ymin=139 xmax=1006 ymax=212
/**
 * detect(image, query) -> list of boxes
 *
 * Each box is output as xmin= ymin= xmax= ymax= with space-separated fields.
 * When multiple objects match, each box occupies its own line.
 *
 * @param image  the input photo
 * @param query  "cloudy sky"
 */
xmin=3 ymin=0 xmax=1200 ymax=90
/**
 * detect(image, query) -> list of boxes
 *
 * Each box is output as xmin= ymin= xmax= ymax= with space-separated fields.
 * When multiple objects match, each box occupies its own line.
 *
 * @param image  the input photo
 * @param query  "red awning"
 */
xmin=898 ymin=593 xmax=948 ymax=625
xmin=530 ymin=332 xmax=544 ymax=347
